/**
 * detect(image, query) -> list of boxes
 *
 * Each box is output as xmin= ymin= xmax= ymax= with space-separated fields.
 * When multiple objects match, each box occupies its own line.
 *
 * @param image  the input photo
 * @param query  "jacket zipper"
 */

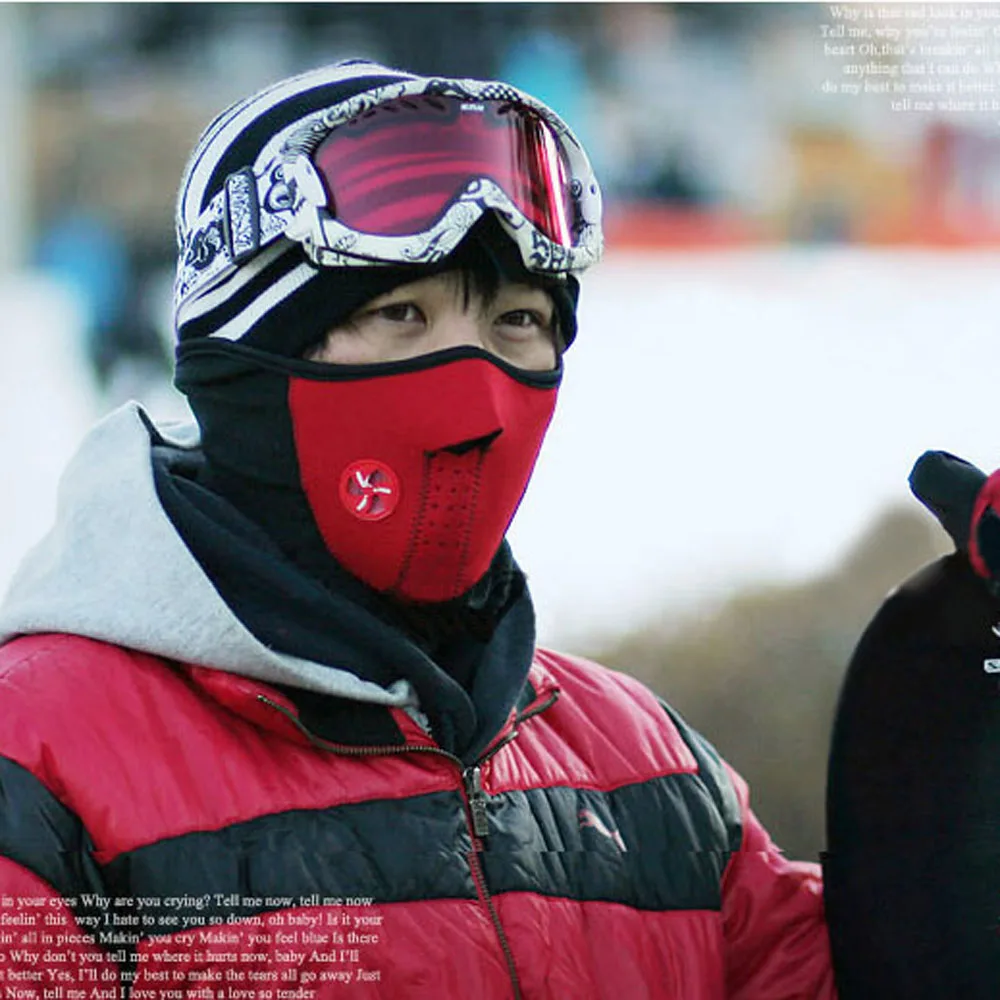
xmin=459 ymin=760 xmax=522 ymax=1000
xmin=464 ymin=765 xmax=490 ymax=838
xmin=515 ymin=689 xmax=559 ymax=727
xmin=459 ymin=686 xmax=560 ymax=841
xmin=256 ymin=694 xmax=560 ymax=1000
xmin=454 ymin=696 xmax=560 ymax=999
xmin=464 ymin=830 xmax=522 ymax=999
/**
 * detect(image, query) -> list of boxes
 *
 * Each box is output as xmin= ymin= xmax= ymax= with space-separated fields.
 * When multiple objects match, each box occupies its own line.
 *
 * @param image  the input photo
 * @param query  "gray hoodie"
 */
xmin=0 ymin=402 xmax=418 ymax=711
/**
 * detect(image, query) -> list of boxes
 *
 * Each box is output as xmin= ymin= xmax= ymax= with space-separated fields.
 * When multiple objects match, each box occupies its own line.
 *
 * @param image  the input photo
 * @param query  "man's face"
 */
xmin=304 ymin=271 xmax=559 ymax=372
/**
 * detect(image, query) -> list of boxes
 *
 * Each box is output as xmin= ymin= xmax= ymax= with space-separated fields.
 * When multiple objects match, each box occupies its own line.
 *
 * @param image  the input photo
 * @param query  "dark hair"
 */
xmin=429 ymin=218 xmax=570 ymax=350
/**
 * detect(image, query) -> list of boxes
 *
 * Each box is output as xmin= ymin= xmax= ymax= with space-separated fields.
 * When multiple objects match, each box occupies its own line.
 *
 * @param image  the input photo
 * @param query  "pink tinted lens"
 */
xmin=312 ymin=96 xmax=575 ymax=246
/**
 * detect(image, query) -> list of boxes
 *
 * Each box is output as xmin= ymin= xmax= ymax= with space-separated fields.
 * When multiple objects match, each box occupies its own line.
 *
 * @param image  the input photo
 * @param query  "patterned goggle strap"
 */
xmin=175 ymin=79 xmax=603 ymax=322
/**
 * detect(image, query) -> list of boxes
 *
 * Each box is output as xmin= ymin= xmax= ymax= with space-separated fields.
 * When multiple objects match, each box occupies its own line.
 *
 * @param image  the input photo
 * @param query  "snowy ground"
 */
xmin=3 ymin=250 xmax=998 ymax=648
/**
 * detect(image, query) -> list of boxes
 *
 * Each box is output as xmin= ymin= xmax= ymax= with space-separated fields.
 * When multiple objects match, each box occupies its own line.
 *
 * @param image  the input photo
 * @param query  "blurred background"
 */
xmin=3 ymin=1 xmax=997 ymax=860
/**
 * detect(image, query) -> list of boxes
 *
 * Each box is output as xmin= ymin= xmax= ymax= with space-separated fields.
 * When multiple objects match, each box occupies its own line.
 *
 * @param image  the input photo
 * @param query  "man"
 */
xmin=0 ymin=61 xmax=835 ymax=997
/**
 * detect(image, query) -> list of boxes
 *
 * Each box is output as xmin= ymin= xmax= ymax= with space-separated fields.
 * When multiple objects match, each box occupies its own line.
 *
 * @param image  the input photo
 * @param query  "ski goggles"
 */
xmin=175 ymin=78 xmax=603 ymax=320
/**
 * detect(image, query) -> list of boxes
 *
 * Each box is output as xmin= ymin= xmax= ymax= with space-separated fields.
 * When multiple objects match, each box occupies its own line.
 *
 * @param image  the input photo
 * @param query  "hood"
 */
xmin=0 ymin=402 xmax=418 ymax=711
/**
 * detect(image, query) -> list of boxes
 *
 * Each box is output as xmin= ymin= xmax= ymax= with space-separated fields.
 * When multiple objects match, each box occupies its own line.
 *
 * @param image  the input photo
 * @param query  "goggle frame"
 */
xmin=175 ymin=77 xmax=604 ymax=326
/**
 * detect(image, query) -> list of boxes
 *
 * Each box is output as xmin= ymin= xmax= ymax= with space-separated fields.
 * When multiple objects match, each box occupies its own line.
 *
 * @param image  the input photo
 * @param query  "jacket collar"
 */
xmin=183 ymin=659 xmax=561 ymax=757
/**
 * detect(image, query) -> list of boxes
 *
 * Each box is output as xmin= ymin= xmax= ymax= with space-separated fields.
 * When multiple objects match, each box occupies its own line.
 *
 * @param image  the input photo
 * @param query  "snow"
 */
xmin=509 ymin=248 xmax=1000 ymax=645
xmin=0 ymin=276 xmax=98 ymax=599
xmin=2 ymin=250 xmax=997 ymax=647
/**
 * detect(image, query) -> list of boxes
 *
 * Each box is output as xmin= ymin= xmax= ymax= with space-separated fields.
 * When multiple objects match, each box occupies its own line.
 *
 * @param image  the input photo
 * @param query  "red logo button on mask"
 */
xmin=339 ymin=460 xmax=400 ymax=521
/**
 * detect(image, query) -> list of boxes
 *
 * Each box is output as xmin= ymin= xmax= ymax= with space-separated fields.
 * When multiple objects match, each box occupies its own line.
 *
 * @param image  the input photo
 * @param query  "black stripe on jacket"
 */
xmin=0 ymin=754 xmax=108 ymax=914
xmin=2 ymin=708 xmax=743 ymax=940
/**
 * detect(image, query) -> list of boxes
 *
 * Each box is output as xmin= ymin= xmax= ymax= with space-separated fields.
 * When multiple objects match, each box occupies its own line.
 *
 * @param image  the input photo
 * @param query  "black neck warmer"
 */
xmin=198 ymin=449 xmax=524 ymax=665
xmin=150 ymin=433 xmax=536 ymax=761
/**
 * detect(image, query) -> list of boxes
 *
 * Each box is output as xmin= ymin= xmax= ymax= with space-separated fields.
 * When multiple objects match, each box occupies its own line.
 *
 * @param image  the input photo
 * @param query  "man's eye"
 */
xmin=374 ymin=303 xmax=422 ymax=323
xmin=500 ymin=310 xmax=546 ymax=329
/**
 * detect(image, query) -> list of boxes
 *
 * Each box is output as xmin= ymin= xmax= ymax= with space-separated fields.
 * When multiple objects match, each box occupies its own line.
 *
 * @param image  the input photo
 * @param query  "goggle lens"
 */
xmin=313 ymin=96 xmax=576 ymax=246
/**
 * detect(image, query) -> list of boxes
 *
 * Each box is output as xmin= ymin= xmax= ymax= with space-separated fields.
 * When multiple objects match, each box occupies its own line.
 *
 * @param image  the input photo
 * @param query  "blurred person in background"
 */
xmin=0 ymin=61 xmax=834 ymax=996
xmin=594 ymin=4 xmax=717 ymax=206
xmin=35 ymin=193 xmax=174 ymax=411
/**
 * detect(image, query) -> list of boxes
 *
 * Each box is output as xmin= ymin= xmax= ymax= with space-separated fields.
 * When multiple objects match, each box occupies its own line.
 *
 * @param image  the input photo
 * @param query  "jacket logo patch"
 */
xmin=578 ymin=808 xmax=627 ymax=852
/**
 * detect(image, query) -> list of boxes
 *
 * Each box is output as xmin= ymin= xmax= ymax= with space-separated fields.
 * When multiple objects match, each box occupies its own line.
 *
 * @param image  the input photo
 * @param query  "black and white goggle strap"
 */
xmin=174 ymin=77 xmax=604 ymax=323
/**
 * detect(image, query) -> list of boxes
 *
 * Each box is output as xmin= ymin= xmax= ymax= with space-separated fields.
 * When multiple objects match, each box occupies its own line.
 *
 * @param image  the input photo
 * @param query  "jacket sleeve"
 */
xmin=0 ymin=753 xmax=122 ymax=991
xmin=721 ymin=764 xmax=837 ymax=1000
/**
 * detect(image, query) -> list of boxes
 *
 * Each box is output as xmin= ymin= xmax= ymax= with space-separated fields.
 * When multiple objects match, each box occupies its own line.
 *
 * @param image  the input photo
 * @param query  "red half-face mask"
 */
xmin=288 ymin=348 xmax=559 ymax=603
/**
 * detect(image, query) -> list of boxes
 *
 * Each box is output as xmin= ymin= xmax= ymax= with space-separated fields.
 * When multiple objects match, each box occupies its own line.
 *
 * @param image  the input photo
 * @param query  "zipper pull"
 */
xmin=464 ymin=766 xmax=490 ymax=839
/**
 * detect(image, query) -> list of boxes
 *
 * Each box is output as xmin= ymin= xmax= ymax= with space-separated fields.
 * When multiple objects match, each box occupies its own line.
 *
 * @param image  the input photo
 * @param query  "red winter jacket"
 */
xmin=0 ymin=632 xmax=835 ymax=999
